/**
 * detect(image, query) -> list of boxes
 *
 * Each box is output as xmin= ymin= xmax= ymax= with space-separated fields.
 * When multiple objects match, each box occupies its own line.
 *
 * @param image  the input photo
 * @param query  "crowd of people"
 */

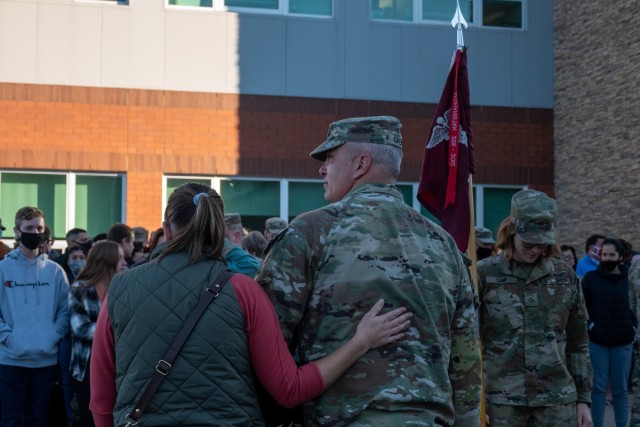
xmin=0 ymin=115 xmax=639 ymax=427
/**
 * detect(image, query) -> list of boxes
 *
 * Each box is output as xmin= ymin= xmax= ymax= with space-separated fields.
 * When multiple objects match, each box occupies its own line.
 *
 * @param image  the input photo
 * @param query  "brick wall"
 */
xmin=0 ymin=83 xmax=554 ymax=233
xmin=554 ymin=0 xmax=640 ymax=255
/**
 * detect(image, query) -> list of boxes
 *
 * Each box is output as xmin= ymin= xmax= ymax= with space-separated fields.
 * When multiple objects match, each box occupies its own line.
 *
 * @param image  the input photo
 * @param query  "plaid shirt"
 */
xmin=69 ymin=280 xmax=102 ymax=381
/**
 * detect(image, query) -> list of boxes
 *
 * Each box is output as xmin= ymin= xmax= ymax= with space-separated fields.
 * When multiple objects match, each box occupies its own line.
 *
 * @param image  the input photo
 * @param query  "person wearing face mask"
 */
xmin=69 ymin=241 xmax=128 ymax=427
xmin=66 ymin=246 xmax=88 ymax=281
xmin=0 ymin=206 xmax=70 ymax=427
xmin=477 ymin=189 xmax=592 ymax=427
xmin=54 ymin=228 xmax=93 ymax=285
xmin=64 ymin=228 xmax=92 ymax=252
xmin=57 ymin=244 xmax=89 ymax=425
xmin=576 ymin=234 xmax=606 ymax=278
xmin=581 ymin=238 xmax=635 ymax=427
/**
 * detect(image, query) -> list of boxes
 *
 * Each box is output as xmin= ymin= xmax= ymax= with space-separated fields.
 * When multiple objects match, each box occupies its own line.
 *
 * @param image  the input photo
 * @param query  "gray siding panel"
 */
xmin=467 ymin=30 xmax=513 ymax=106
xmin=237 ymin=15 xmax=287 ymax=95
xmin=286 ymin=19 xmax=339 ymax=97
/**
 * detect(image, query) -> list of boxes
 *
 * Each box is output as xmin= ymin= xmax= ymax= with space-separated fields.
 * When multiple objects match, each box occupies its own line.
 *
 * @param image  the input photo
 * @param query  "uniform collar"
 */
xmin=499 ymin=254 xmax=556 ymax=283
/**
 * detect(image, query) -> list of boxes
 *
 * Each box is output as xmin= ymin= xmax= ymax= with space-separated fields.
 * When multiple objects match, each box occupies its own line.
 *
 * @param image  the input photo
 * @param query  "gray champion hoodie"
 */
xmin=0 ymin=247 xmax=69 ymax=368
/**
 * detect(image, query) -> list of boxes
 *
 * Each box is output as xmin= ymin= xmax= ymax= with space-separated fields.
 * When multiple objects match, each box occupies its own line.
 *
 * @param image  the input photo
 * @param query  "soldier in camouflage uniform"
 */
xmin=256 ymin=116 xmax=481 ymax=427
xmin=477 ymin=189 xmax=593 ymax=427
xmin=628 ymin=260 xmax=640 ymax=426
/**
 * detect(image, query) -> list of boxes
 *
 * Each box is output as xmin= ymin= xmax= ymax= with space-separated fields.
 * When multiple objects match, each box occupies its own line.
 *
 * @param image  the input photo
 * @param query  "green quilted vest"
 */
xmin=108 ymin=251 xmax=264 ymax=426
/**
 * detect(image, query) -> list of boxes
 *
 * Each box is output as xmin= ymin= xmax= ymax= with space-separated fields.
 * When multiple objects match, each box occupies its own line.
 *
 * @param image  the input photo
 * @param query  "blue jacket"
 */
xmin=0 ymin=248 xmax=69 ymax=367
xmin=576 ymin=254 xmax=598 ymax=277
xmin=223 ymin=239 xmax=261 ymax=277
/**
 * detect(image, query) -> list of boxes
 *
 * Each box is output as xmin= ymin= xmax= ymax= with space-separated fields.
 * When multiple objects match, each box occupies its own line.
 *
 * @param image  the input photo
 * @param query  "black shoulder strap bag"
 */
xmin=124 ymin=269 xmax=234 ymax=427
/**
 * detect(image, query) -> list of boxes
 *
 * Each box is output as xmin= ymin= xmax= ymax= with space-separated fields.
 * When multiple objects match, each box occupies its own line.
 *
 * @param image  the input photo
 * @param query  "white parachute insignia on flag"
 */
xmin=426 ymin=108 xmax=468 ymax=149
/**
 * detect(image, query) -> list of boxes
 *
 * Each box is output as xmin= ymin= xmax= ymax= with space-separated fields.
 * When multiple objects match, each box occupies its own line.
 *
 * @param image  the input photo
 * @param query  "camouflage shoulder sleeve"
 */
xmin=565 ymin=269 xmax=592 ymax=403
xmin=475 ymin=255 xmax=501 ymax=299
xmin=630 ymin=261 xmax=640 ymax=340
xmin=255 ymin=213 xmax=326 ymax=344
xmin=450 ymin=251 xmax=482 ymax=427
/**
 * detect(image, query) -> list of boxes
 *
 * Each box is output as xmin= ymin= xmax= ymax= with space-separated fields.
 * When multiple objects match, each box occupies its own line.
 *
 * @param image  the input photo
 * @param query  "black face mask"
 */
xmin=477 ymin=247 xmax=493 ymax=260
xmin=601 ymin=260 xmax=619 ymax=272
xmin=20 ymin=231 xmax=46 ymax=251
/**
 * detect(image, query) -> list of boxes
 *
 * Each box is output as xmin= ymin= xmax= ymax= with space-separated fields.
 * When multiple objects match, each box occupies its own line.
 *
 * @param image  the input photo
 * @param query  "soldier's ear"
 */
xmin=352 ymin=154 xmax=371 ymax=180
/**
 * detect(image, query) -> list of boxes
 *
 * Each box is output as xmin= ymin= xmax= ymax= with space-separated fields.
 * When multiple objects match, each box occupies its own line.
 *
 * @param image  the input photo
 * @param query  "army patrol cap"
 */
xmin=475 ymin=227 xmax=495 ymax=244
xmin=310 ymin=116 xmax=403 ymax=161
xmin=224 ymin=213 xmax=243 ymax=231
xmin=133 ymin=226 xmax=148 ymax=243
xmin=265 ymin=217 xmax=287 ymax=235
xmin=510 ymin=189 xmax=557 ymax=245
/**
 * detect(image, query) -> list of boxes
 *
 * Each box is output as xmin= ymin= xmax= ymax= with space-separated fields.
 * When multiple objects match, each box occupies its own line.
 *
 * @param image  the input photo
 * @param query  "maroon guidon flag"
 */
xmin=417 ymin=48 xmax=476 ymax=252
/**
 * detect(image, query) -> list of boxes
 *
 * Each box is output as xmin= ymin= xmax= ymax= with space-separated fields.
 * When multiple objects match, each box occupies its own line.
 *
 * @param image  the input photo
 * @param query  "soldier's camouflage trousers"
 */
xmin=485 ymin=403 xmax=575 ymax=427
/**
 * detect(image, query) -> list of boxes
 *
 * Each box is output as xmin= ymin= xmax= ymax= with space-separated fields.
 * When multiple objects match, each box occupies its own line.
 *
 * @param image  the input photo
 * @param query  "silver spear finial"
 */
xmin=451 ymin=0 xmax=468 ymax=50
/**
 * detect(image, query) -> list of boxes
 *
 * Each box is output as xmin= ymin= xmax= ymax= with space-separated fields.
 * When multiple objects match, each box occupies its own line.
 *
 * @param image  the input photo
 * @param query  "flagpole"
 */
xmin=467 ymin=176 xmax=477 ymax=283
xmin=451 ymin=6 xmax=485 ymax=426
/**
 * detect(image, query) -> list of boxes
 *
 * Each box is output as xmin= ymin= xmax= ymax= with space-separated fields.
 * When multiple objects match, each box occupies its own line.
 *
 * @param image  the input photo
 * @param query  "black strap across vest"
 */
xmin=124 ymin=269 xmax=235 ymax=426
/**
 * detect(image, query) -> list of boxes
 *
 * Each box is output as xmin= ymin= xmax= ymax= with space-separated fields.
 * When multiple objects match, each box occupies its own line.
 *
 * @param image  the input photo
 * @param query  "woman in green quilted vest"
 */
xmin=89 ymin=182 xmax=412 ymax=427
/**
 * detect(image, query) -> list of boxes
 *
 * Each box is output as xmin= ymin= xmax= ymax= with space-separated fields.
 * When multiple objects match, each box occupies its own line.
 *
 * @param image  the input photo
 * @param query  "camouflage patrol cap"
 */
xmin=224 ymin=213 xmax=243 ymax=231
xmin=265 ymin=217 xmax=287 ymax=235
xmin=475 ymin=227 xmax=495 ymax=244
xmin=510 ymin=189 xmax=557 ymax=245
xmin=133 ymin=226 xmax=148 ymax=243
xmin=310 ymin=116 xmax=403 ymax=161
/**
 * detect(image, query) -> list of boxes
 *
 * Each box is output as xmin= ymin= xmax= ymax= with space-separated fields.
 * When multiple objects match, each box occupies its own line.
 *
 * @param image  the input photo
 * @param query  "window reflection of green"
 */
xmin=371 ymin=0 xmax=413 ymax=21
xmin=225 ymin=0 xmax=278 ymax=10
xmin=483 ymin=187 xmax=519 ymax=236
xmin=396 ymin=184 xmax=414 ymax=206
xmin=168 ymin=0 xmax=213 ymax=7
xmin=75 ymin=175 xmax=123 ymax=237
xmin=220 ymin=180 xmax=280 ymax=232
xmin=483 ymin=0 xmax=522 ymax=28
xmin=166 ymin=178 xmax=211 ymax=202
xmin=422 ymin=0 xmax=473 ymax=22
xmin=0 ymin=173 xmax=67 ymax=239
xmin=289 ymin=0 xmax=331 ymax=15
xmin=289 ymin=182 xmax=326 ymax=219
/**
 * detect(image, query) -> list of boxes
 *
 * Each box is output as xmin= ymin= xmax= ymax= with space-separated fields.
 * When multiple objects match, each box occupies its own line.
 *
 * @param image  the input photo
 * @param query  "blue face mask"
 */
xmin=69 ymin=259 xmax=86 ymax=275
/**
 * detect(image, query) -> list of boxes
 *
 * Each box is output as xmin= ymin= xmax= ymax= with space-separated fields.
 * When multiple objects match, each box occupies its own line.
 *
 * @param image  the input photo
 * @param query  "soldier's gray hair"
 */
xmin=347 ymin=142 xmax=402 ymax=178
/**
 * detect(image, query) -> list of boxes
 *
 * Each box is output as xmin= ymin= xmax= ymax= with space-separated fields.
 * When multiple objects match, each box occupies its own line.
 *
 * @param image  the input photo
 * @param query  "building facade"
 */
xmin=0 ymin=0 xmax=552 ymax=244
xmin=554 ymin=0 xmax=640 ymax=254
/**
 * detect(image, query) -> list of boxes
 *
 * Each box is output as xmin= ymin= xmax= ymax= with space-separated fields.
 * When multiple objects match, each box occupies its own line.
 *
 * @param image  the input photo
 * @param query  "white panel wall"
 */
xmin=37 ymin=4 xmax=102 ymax=85
xmin=165 ymin=11 xmax=232 ymax=92
xmin=0 ymin=1 xmax=38 ymax=82
xmin=103 ymin=1 xmax=165 ymax=89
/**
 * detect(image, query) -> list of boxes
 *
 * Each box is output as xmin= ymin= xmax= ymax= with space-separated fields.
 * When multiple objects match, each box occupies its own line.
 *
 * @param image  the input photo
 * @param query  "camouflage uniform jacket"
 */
xmin=477 ymin=254 xmax=592 ymax=407
xmin=256 ymin=183 xmax=481 ymax=427
xmin=628 ymin=260 xmax=640 ymax=426
xmin=629 ymin=260 xmax=640 ymax=342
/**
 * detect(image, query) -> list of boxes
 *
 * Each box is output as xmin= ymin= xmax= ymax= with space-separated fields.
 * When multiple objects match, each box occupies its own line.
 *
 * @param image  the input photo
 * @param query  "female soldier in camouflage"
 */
xmin=477 ymin=189 xmax=593 ymax=427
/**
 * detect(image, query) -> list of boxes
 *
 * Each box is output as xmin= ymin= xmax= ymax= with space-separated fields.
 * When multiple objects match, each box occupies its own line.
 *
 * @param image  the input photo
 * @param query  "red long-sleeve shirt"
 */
xmin=89 ymin=274 xmax=323 ymax=427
